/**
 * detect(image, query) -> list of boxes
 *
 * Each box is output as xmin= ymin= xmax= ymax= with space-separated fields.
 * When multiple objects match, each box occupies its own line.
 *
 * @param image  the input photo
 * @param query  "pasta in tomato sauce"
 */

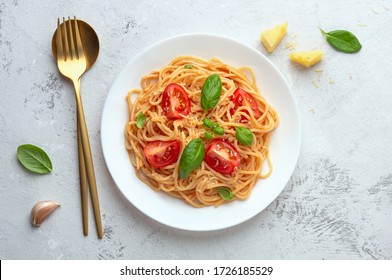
xmin=125 ymin=56 xmax=279 ymax=207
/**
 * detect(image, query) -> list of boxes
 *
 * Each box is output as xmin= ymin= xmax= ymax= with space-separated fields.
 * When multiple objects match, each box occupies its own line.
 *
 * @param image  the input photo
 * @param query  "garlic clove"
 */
xmin=31 ymin=201 xmax=60 ymax=227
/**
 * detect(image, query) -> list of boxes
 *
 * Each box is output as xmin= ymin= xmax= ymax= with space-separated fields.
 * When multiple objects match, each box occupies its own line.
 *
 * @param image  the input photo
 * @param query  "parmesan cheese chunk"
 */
xmin=289 ymin=50 xmax=324 ymax=68
xmin=260 ymin=22 xmax=288 ymax=53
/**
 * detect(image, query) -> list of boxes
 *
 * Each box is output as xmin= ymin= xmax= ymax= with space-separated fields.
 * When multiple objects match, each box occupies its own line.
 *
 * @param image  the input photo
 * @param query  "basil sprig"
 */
xmin=179 ymin=138 xmax=205 ymax=179
xmin=201 ymin=74 xmax=222 ymax=110
xmin=17 ymin=144 xmax=53 ymax=174
xmin=204 ymin=132 xmax=213 ymax=140
xmin=236 ymin=126 xmax=254 ymax=146
xmin=136 ymin=112 xmax=146 ymax=128
xmin=217 ymin=187 xmax=233 ymax=200
xmin=320 ymin=29 xmax=362 ymax=53
xmin=202 ymin=118 xmax=213 ymax=128
xmin=203 ymin=117 xmax=225 ymax=136
xmin=212 ymin=126 xmax=224 ymax=135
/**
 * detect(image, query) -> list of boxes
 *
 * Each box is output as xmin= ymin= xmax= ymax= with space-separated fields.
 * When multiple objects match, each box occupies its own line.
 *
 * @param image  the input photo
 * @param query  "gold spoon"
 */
xmin=51 ymin=19 xmax=100 ymax=237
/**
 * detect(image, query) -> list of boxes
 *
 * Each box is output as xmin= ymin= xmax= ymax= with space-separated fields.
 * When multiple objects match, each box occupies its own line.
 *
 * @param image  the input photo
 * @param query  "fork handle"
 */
xmin=73 ymin=78 xmax=103 ymax=239
xmin=77 ymin=113 xmax=89 ymax=236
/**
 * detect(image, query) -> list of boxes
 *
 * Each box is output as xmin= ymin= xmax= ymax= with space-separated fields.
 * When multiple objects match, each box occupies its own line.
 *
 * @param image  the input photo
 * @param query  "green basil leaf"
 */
xmin=201 ymin=74 xmax=222 ymax=110
xmin=217 ymin=187 xmax=233 ymax=200
xmin=204 ymin=132 xmax=213 ymax=140
xmin=212 ymin=126 xmax=224 ymax=135
xmin=320 ymin=29 xmax=362 ymax=53
xmin=17 ymin=144 xmax=53 ymax=174
xmin=202 ymin=118 xmax=213 ymax=128
xmin=179 ymin=138 xmax=205 ymax=179
xmin=184 ymin=64 xmax=193 ymax=69
xmin=136 ymin=112 xmax=146 ymax=128
xmin=236 ymin=126 xmax=254 ymax=146
xmin=210 ymin=123 xmax=219 ymax=129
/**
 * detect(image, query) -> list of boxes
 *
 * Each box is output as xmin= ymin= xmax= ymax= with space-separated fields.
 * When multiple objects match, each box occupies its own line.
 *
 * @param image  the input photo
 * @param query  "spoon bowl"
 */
xmin=52 ymin=19 xmax=99 ymax=71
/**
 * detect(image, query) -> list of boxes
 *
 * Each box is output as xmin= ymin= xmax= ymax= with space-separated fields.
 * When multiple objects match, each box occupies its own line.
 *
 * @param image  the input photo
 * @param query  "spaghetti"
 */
xmin=125 ymin=56 xmax=279 ymax=207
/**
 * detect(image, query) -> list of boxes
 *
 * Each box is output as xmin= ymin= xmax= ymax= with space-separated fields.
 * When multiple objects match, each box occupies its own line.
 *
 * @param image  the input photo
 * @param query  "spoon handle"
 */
xmin=77 ymin=113 xmax=89 ymax=236
xmin=73 ymin=78 xmax=103 ymax=239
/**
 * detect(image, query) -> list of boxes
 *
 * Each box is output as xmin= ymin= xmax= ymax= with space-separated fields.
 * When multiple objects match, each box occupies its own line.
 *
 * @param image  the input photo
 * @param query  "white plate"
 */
xmin=101 ymin=34 xmax=301 ymax=231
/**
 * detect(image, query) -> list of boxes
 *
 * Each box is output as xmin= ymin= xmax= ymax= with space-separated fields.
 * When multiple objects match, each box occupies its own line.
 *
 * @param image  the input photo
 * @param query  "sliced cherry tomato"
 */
xmin=205 ymin=139 xmax=241 ymax=175
xmin=230 ymin=88 xmax=262 ymax=120
xmin=143 ymin=140 xmax=181 ymax=168
xmin=161 ymin=83 xmax=191 ymax=120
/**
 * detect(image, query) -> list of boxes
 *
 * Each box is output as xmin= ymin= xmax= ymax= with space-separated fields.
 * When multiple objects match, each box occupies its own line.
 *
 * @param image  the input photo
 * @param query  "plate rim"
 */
xmin=101 ymin=33 xmax=301 ymax=231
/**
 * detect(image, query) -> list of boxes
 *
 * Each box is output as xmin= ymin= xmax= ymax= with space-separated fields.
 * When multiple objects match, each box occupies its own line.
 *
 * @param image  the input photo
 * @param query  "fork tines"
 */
xmin=57 ymin=16 xmax=83 ymax=62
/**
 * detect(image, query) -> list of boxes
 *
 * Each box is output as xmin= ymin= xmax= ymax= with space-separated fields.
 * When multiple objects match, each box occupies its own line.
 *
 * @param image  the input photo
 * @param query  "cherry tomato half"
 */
xmin=230 ymin=88 xmax=262 ymax=119
xmin=161 ymin=83 xmax=191 ymax=120
xmin=143 ymin=140 xmax=181 ymax=168
xmin=205 ymin=139 xmax=241 ymax=175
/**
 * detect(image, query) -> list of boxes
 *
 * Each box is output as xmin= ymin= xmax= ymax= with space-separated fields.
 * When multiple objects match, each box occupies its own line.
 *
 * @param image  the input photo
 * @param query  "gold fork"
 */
xmin=56 ymin=17 xmax=103 ymax=239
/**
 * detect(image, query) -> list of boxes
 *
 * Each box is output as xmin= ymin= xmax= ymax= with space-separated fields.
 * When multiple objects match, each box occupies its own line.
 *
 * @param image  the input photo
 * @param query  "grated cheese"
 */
xmin=285 ymin=41 xmax=297 ymax=50
xmin=312 ymin=80 xmax=320 ymax=88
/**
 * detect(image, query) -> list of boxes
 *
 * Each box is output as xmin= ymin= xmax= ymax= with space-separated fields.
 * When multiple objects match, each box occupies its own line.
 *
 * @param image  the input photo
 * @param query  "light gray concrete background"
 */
xmin=1 ymin=0 xmax=391 ymax=259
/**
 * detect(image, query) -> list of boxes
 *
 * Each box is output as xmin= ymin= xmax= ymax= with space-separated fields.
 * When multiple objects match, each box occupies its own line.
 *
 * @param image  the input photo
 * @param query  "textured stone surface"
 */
xmin=1 ymin=0 xmax=391 ymax=259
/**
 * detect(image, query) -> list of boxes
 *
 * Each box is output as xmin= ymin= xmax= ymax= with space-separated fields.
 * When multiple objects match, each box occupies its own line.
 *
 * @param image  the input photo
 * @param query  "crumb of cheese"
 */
xmin=357 ymin=22 xmax=368 ymax=27
xmin=315 ymin=68 xmax=323 ymax=81
xmin=312 ymin=80 xmax=320 ymax=88
xmin=285 ymin=41 xmax=297 ymax=50
xmin=260 ymin=22 xmax=288 ymax=53
xmin=289 ymin=50 xmax=324 ymax=68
